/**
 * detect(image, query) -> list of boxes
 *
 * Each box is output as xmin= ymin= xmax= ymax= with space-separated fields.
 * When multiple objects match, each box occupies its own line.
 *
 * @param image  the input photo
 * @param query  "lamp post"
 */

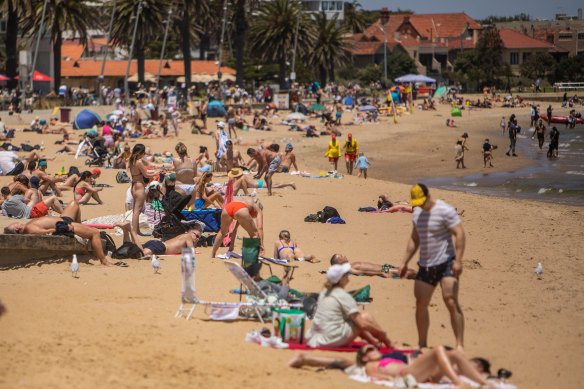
xmin=217 ymin=0 xmax=229 ymax=101
xmin=157 ymin=7 xmax=173 ymax=91
xmin=99 ymin=0 xmax=117 ymax=105
xmin=376 ymin=24 xmax=387 ymax=85
xmin=124 ymin=0 xmax=144 ymax=106
xmin=30 ymin=0 xmax=49 ymax=92
xmin=291 ymin=15 xmax=300 ymax=83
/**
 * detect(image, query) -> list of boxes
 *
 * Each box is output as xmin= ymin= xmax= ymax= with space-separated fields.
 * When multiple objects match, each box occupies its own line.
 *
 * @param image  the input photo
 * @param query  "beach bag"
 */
xmin=304 ymin=214 xmax=319 ymax=223
xmin=100 ymin=231 xmax=117 ymax=254
xmin=116 ymin=170 xmax=131 ymax=183
xmin=317 ymin=206 xmax=340 ymax=223
xmin=350 ymin=284 xmax=371 ymax=302
xmin=68 ymin=166 xmax=80 ymax=177
xmin=152 ymin=221 xmax=186 ymax=239
xmin=111 ymin=241 xmax=143 ymax=259
xmin=206 ymin=305 xmax=240 ymax=321
xmin=272 ymin=308 xmax=305 ymax=344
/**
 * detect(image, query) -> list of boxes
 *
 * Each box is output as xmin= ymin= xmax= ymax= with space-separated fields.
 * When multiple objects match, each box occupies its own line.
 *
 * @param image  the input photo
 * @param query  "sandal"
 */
xmin=114 ymin=261 xmax=129 ymax=267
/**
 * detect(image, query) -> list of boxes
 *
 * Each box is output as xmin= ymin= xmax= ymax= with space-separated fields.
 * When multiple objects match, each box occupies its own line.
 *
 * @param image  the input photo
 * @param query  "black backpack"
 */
xmin=68 ymin=166 xmax=81 ymax=177
xmin=100 ymin=231 xmax=117 ymax=254
xmin=317 ymin=206 xmax=340 ymax=223
xmin=111 ymin=242 xmax=144 ymax=259
xmin=116 ymin=170 xmax=131 ymax=183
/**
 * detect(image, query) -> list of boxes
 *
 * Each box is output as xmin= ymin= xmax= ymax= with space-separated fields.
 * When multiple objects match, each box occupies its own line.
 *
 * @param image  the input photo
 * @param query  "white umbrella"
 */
xmin=285 ymin=112 xmax=307 ymax=121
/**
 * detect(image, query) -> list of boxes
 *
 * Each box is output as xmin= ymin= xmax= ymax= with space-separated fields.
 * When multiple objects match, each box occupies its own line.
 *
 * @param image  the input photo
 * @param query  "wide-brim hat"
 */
xmin=228 ymin=168 xmax=243 ymax=178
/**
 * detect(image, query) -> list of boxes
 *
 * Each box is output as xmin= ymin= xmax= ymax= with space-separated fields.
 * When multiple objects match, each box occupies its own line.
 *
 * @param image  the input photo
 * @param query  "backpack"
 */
xmin=116 ymin=170 xmax=131 ymax=183
xmin=304 ymin=214 xmax=319 ymax=223
xmin=100 ymin=231 xmax=117 ymax=255
xmin=317 ymin=206 xmax=340 ymax=223
xmin=111 ymin=241 xmax=143 ymax=259
xmin=68 ymin=166 xmax=80 ymax=177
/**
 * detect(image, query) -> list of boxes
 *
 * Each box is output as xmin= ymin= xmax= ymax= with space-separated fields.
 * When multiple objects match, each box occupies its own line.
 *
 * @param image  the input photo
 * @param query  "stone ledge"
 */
xmin=0 ymin=234 xmax=91 ymax=267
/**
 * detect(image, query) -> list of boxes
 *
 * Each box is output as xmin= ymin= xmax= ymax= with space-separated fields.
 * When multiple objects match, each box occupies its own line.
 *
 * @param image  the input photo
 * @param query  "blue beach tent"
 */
xmin=73 ymin=109 xmax=102 ymax=130
xmin=207 ymin=100 xmax=226 ymax=117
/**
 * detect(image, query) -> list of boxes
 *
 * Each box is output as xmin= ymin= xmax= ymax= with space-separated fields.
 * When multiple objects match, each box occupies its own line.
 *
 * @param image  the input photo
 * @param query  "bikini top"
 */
xmin=277 ymin=240 xmax=295 ymax=257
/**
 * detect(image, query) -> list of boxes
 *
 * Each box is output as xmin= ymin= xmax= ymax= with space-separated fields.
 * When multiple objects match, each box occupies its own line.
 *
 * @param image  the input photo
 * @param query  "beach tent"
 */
xmin=394 ymin=74 xmax=436 ymax=83
xmin=207 ymin=100 xmax=226 ymax=117
xmin=309 ymin=104 xmax=325 ymax=111
xmin=434 ymin=86 xmax=447 ymax=99
xmin=451 ymin=107 xmax=462 ymax=117
xmin=343 ymin=96 xmax=354 ymax=106
xmin=390 ymin=92 xmax=401 ymax=104
xmin=73 ymin=109 xmax=102 ymax=130
xmin=293 ymin=102 xmax=308 ymax=114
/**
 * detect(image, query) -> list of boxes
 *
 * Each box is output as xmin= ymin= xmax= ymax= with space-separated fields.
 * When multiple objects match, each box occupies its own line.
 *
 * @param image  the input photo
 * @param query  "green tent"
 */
xmin=451 ymin=107 xmax=462 ymax=117
xmin=309 ymin=104 xmax=325 ymax=111
xmin=434 ymin=86 xmax=447 ymax=99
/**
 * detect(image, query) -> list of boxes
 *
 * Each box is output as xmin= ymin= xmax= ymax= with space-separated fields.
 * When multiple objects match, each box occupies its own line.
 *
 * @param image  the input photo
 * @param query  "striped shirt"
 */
xmin=412 ymin=200 xmax=461 ymax=267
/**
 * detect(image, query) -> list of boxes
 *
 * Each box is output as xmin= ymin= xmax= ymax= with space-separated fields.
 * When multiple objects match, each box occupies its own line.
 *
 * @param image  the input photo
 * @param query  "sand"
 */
xmin=1 ymin=101 xmax=583 ymax=389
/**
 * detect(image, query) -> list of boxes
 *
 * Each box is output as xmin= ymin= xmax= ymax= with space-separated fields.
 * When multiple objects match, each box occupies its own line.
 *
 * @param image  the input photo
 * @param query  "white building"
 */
xmin=302 ymin=0 xmax=344 ymax=21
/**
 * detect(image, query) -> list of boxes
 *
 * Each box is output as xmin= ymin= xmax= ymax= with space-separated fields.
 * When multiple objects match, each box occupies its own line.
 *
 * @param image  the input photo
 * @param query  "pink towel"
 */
xmin=222 ymin=178 xmax=236 ymax=246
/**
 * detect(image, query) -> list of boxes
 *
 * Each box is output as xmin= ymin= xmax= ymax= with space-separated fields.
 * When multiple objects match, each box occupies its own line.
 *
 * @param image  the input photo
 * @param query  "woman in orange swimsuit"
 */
xmin=211 ymin=197 xmax=264 ymax=258
xmin=129 ymin=143 xmax=160 ymax=243
xmin=73 ymin=170 xmax=103 ymax=204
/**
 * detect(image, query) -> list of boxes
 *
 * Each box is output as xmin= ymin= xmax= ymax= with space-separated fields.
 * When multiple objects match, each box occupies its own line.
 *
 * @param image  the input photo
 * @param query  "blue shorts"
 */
xmin=143 ymin=240 xmax=166 ymax=255
xmin=195 ymin=199 xmax=205 ymax=209
xmin=198 ymin=165 xmax=212 ymax=173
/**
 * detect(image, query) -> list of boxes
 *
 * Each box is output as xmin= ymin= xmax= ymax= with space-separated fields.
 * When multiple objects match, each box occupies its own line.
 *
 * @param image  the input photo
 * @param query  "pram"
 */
xmin=152 ymin=189 xmax=202 ymax=240
xmin=75 ymin=136 xmax=111 ymax=167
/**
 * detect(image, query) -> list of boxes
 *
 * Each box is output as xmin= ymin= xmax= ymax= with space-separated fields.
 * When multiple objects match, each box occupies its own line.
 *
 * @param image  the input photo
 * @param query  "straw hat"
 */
xmin=227 ymin=168 xmax=243 ymax=178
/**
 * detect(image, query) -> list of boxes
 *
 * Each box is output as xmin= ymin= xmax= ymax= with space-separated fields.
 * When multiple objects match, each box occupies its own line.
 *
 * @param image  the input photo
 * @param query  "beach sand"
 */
xmin=0 ymin=102 xmax=583 ymax=388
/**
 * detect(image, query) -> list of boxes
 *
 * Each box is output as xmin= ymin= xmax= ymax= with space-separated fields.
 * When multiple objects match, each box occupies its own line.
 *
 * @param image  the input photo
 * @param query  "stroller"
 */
xmin=152 ymin=189 xmax=202 ymax=240
xmin=82 ymin=136 xmax=111 ymax=167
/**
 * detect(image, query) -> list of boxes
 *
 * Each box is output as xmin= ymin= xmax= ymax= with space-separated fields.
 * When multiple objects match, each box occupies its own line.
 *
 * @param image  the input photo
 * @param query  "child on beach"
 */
xmin=354 ymin=152 xmax=371 ymax=179
xmin=500 ymin=116 xmax=506 ymax=134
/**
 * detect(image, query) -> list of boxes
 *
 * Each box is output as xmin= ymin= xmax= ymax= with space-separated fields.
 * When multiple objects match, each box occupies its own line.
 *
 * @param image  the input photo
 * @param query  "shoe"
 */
xmin=393 ymin=376 xmax=406 ymax=389
xmin=505 ymin=152 xmax=510 ymax=156
xmin=512 ymin=154 xmax=518 ymax=157
xmin=245 ymin=330 xmax=262 ymax=344
xmin=404 ymin=374 xmax=418 ymax=387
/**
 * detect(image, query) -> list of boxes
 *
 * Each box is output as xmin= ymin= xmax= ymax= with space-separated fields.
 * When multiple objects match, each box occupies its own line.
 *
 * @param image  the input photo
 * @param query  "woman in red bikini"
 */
xmin=73 ymin=171 xmax=103 ymax=204
xmin=211 ymin=197 xmax=264 ymax=258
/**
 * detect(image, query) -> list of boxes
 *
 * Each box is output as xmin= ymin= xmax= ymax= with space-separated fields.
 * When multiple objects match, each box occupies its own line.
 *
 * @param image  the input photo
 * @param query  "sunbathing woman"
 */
xmin=377 ymin=194 xmax=413 ymax=213
xmin=193 ymin=171 xmax=224 ymax=209
xmin=273 ymin=230 xmax=318 ymax=262
xmin=173 ymin=142 xmax=197 ymax=186
xmin=73 ymin=171 xmax=103 ymax=204
xmin=229 ymin=168 xmax=295 ymax=196
xmin=211 ymin=197 xmax=264 ymax=258
xmin=129 ymin=143 xmax=160 ymax=243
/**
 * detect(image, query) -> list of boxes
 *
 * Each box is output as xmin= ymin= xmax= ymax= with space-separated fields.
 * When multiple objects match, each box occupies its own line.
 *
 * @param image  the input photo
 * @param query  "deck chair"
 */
xmin=175 ymin=249 xmax=297 ymax=322
xmin=241 ymin=237 xmax=298 ymax=280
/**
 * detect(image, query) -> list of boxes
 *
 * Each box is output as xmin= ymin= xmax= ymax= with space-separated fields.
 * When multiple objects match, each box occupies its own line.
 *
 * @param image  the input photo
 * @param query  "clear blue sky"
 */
xmin=357 ymin=0 xmax=583 ymax=21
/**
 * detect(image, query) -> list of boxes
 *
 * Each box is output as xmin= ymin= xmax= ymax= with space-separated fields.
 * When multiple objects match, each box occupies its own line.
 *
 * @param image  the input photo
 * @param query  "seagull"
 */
xmin=535 ymin=263 xmax=543 ymax=278
xmin=152 ymin=255 xmax=161 ymax=274
xmin=71 ymin=254 xmax=79 ymax=278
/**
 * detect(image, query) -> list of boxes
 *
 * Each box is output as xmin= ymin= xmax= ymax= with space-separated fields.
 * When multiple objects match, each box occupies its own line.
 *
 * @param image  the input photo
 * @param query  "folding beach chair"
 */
xmin=241 ymin=237 xmax=298 ymax=279
xmin=175 ymin=249 xmax=297 ymax=322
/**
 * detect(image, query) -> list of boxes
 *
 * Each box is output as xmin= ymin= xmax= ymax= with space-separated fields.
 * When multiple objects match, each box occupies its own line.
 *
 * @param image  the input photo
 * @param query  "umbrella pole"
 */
xmin=387 ymin=91 xmax=397 ymax=124
xmin=409 ymin=82 xmax=414 ymax=114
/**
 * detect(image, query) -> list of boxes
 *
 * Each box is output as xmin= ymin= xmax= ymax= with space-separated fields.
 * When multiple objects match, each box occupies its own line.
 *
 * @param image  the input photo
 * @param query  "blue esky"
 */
xmin=357 ymin=0 xmax=583 ymax=20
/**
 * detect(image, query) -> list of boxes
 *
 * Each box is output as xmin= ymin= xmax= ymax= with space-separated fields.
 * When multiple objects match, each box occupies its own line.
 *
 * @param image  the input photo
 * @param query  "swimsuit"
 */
xmin=224 ymin=201 xmax=255 ymax=218
xmin=176 ymin=159 xmax=195 ymax=175
xmin=194 ymin=198 xmax=205 ymax=209
xmin=280 ymin=165 xmax=289 ymax=173
xmin=142 ymin=240 xmax=166 ymax=255
xmin=76 ymin=188 xmax=86 ymax=195
xmin=256 ymin=180 xmax=264 ymax=188
xmin=268 ymin=155 xmax=281 ymax=172
xmin=276 ymin=240 xmax=295 ymax=259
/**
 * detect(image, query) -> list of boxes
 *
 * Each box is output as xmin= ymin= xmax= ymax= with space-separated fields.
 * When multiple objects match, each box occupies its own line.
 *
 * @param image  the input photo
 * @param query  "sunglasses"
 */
xmin=191 ymin=231 xmax=202 ymax=239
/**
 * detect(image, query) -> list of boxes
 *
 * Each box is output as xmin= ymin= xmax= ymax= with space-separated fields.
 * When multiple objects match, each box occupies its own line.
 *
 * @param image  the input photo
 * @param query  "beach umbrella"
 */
xmin=73 ymin=109 xmax=102 ymax=130
xmin=285 ymin=112 xmax=307 ymax=121
xmin=309 ymin=104 xmax=325 ymax=111
xmin=358 ymin=105 xmax=377 ymax=112
xmin=15 ymin=70 xmax=53 ymax=81
xmin=0 ymin=74 xmax=9 ymax=81
xmin=390 ymin=85 xmax=404 ymax=92
xmin=394 ymin=74 xmax=436 ymax=83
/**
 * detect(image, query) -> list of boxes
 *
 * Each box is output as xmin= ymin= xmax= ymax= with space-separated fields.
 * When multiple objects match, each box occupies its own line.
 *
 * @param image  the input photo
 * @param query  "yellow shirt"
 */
xmin=325 ymin=140 xmax=341 ymax=158
xmin=343 ymin=139 xmax=358 ymax=154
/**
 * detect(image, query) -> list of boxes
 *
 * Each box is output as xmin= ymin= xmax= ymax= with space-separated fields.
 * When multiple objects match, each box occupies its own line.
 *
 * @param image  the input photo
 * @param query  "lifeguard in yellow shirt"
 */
xmin=343 ymin=133 xmax=358 ymax=174
xmin=325 ymin=134 xmax=341 ymax=171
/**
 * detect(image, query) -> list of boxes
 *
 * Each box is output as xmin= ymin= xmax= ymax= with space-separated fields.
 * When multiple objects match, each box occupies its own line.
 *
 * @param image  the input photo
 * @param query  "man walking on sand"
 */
xmin=343 ymin=133 xmax=358 ymax=175
xmin=398 ymin=183 xmax=466 ymax=351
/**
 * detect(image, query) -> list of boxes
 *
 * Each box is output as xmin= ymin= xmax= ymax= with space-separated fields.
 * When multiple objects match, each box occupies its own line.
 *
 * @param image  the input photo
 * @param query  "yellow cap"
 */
xmin=410 ymin=184 xmax=428 ymax=207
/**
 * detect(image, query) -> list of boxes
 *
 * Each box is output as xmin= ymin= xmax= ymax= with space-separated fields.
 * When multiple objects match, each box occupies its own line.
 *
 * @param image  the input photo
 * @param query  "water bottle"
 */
xmin=40 ymin=141 xmax=45 ymax=152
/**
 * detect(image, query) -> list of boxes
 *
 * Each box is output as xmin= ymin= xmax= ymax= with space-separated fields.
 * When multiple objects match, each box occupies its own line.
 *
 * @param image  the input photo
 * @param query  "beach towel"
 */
xmin=326 ymin=217 xmax=346 ymax=224
xmin=372 ymin=209 xmax=412 ymax=214
xmin=358 ymin=207 xmax=377 ymax=212
xmin=349 ymin=374 xmax=516 ymax=389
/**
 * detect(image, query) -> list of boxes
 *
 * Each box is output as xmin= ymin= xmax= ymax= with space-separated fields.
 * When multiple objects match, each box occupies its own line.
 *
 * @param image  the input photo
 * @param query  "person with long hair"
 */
xmin=194 ymin=171 xmax=224 ymax=209
xmin=273 ymin=230 xmax=317 ymax=262
xmin=173 ymin=142 xmax=197 ymax=186
xmin=305 ymin=264 xmax=393 ymax=348
xmin=73 ymin=171 xmax=103 ymax=204
xmin=128 ymin=143 xmax=160 ymax=243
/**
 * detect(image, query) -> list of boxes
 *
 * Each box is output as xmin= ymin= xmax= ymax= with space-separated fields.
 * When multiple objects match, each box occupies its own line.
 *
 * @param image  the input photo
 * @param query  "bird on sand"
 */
xmin=535 ymin=263 xmax=543 ymax=278
xmin=152 ymin=255 xmax=161 ymax=273
xmin=71 ymin=254 xmax=79 ymax=278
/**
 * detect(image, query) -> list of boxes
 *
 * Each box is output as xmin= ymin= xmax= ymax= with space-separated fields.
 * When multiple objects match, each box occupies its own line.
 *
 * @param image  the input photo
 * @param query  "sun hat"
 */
xmin=39 ymin=160 xmax=47 ymax=166
xmin=410 ymin=184 xmax=428 ymax=207
xmin=326 ymin=263 xmax=351 ymax=284
xmin=147 ymin=180 xmax=160 ymax=189
xmin=217 ymin=121 xmax=226 ymax=128
xmin=227 ymin=167 xmax=243 ymax=178
xmin=30 ymin=176 xmax=40 ymax=189
xmin=286 ymin=143 xmax=293 ymax=149
xmin=91 ymin=168 xmax=101 ymax=176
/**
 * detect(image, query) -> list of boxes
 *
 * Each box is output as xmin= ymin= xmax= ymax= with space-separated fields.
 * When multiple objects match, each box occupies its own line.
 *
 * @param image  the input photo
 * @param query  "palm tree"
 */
xmin=197 ymin=0 xmax=223 ymax=61
xmin=176 ymin=0 xmax=208 ymax=89
xmin=110 ymin=0 xmax=167 ymax=84
xmin=343 ymin=0 xmax=366 ymax=33
xmin=0 ymin=0 xmax=24 ymax=89
xmin=21 ymin=0 xmax=93 ymax=90
xmin=248 ymin=0 xmax=315 ymax=89
xmin=309 ymin=12 xmax=349 ymax=86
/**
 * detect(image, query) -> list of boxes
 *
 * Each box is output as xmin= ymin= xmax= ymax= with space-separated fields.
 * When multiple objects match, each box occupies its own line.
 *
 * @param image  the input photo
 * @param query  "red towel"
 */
xmin=287 ymin=341 xmax=415 ymax=354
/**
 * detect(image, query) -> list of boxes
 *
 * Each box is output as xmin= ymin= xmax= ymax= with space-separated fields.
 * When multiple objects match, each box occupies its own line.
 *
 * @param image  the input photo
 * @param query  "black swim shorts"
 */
xmin=142 ymin=240 xmax=166 ymax=255
xmin=416 ymin=257 xmax=456 ymax=286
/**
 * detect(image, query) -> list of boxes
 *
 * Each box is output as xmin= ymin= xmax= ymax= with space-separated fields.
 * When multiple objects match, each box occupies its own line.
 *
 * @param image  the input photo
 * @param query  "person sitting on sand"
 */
xmin=1 ymin=183 xmax=64 ymax=218
xmin=305 ymin=263 xmax=394 ymax=348
xmin=114 ymin=221 xmax=202 ymax=257
xmin=211 ymin=197 xmax=264 ymax=258
xmin=274 ymin=230 xmax=318 ymax=263
xmin=330 ymin=253 xmax=416 ymax=279
xmin=173 ymin=142 xmax=198 ymax=185
xmin=229 ymin=168 xmax=296 ymax=196
xmin=219 ymin=140 xmax=244 ymax=172
xmin=193 ymin=171 xmax=224 ymax=209
xmin=33 ymin=160 xmax=66 ymax=196
xmin=73 ymin=171 xmax=104 ymax=204
xmin=3 ymin=201 xmax=115 ymax=266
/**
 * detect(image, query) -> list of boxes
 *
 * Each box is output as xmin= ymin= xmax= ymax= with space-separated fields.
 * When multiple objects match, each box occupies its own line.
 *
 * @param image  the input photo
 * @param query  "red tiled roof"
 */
xmin=498 ymin=28 xmax=555 ymax=49
xmin=346 ymin=36 xmax=400 ymax=56
xmin=447 ymin=38 xmax=476 ymax=50
xmin=61 ymin=60 xmax=235 ymax=78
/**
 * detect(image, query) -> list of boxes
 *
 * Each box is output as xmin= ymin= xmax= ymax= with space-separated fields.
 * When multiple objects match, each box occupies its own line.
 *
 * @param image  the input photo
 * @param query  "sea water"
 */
xmin=424 ymin=127 xmax=584 ymax=206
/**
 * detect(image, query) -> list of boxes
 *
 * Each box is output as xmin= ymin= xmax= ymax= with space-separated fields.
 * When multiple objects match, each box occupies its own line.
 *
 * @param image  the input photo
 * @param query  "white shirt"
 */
xmin=0 ymin=151 xmax=19 ymax=174
xmin=412 ymin=199 xmax=461 ymax=267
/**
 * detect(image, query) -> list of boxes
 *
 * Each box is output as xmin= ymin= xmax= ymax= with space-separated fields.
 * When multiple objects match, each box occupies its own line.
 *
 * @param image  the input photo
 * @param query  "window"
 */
xmin=558 ymin=33 xmax=572 ymax=41
xmin=522 ymin=52 xmax=531 ymax=62
xmin=337 ymin=1 xmax=343 ymax=10
xmin=578 ymin=33 xmax=584 ymax=40
xmin=510 ymin=52 xmax=518 ymax=65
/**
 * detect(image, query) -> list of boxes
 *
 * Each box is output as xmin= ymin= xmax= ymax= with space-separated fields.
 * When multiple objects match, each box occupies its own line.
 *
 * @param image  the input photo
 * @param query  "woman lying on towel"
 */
xmin=230 ymin=168 xmax=295 ymax=196
xmin=377 ymin=194 xmax=412 ymax=212
xmin=273 ymin=229 xmax=318 ymax=263
xmin=305 ymin=263 xmax=394 ymax=349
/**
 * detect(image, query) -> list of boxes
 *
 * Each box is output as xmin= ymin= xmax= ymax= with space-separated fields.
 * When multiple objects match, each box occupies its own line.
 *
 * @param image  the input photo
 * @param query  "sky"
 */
xmin=357 ymin=0 xmax=583 ymax=21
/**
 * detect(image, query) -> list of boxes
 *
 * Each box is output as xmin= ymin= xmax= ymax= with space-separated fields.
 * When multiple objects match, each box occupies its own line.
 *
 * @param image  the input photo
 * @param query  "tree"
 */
xmin=309 ymin=12 xmax=349 ymax=86
xmin=21 ymin=0 xmax=93 ymax=90
xmin=386 ymin=52 xmax=416 ymax=80
xmin=520 ymin=52 xmax=554 ymax=80
xmin=248 ymin=0 xmax=315 ymax=89
xmin=342 ymin=1 xmax=366 ymax=33
xmin=0 ymin=0 xmax=24 ymax=89
xmin=176 ymin=0 xmax=208 ymax=89
xmin=475 ymin=29 xmax=505 ymax=85
xmin=110 ymin=0 xmax=167 ymax=85
xmin=358 ymin=64 xmax=382 ymax=84
xmin=552 ymin=54 xmax=584 ymax=82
